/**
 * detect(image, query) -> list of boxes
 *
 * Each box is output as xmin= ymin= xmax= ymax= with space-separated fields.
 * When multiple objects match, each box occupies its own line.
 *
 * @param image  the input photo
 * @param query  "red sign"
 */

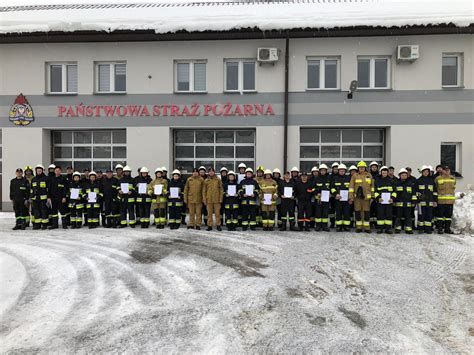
xmin=57 ymin=103 xmax=275 ymax=118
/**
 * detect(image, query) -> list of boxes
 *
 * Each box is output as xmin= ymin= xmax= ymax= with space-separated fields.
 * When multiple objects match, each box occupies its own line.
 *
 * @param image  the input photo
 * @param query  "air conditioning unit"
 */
xmin=257 ymin=48 xmax=279 ymax=62
xmin=397 ymin=45 xmax=419 ymax=62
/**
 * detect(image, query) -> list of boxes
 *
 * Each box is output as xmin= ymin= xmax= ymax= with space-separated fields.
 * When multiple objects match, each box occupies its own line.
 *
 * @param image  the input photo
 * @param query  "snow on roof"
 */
xmin=0 ymin=0 xmax=472 ymax=35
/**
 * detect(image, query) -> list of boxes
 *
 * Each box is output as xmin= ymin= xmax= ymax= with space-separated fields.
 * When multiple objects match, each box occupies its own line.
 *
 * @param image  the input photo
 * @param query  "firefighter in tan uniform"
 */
xmin=349 ymin=161 xmax=374 ymax=233
xmin=184 ymin=168 xmax=204 ymax=230
xmin=259 ymin=169 xmax=278 ymax=231
xmin=203 ymin=167 xmax=224 ymax=231
xmin=149 ymin=167 xmax=168 ymax=229
xmin=435 ymin=166 xmax=456 ymax=234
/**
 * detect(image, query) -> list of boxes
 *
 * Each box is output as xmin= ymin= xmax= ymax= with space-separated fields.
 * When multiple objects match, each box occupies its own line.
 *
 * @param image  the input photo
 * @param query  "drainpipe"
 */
xmin=283 ymin=31 xmax=290 ymax=172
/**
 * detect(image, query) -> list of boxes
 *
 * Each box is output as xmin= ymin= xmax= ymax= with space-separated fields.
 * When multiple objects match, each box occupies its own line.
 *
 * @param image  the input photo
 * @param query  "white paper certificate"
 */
xmin=263 ymin=193 xmax=272 ymax=205
xmin=227 ymin=185 xmax=236 ymax=196
xmin=284 ymin=187 xmax=293 ymax=198
xmin=138 ymin=183 xmax=147 ymax=194
xmin=170 ymin=187 xmax=180 ymax=198
xmin=381 ymin=192 xmax=391 ymax=204
xmin=154 ymin=184 xmax=163 ymax=195
xmin=238 ymin=174 xmax=245 ymax=183
xmin=245 ymin=185 xmax=254 ymax=196
xmin=120 ymin=183 xmax=129 ymax=194
xmin=340 ymin=190 xmax=349 ymax=202
xmin=70 ymin=188 xmax=80 ymax=200
xmin=88 ymin=191 xmax=97 ymax=203
xmin=321 ymin=190 xmax=330 ymax=202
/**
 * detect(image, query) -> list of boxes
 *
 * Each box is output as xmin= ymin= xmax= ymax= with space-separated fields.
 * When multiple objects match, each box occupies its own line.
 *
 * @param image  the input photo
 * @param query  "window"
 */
xmin=441 ymin=142 xmax=461 ymax=175
xmin=442 ymin=53 xmax=463 ymax=87
xmin=224 ymin=60 xmax=256 ymax=93
xmin=300 ymin=128 xmax=384 ymax=172
xmin=52 ymin=130 xmax=126 ymax=172
xmin=175 ymin=60 xmax=207 ymax=92
xmin=95 ymin=62 xmax=126 ymax=93
xmin=357 ymin=57 xmax=391 ymax=89
xmin=174 ymin=130 xmax=255 ymax=173
xmin=307 ymin=57 xmax=340 ymax=90
xmin=46 ymin=62 xmax=77 ymax=94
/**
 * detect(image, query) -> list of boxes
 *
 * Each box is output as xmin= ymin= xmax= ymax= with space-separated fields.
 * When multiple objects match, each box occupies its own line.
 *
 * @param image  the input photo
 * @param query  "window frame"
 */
xmin=441 ymin=142 xmax=462 ymax=175
xmin=45 ymin=62 xmax=78 ymax=95
xmin=306 ymin=56 xmax=341 ymax=90
xmin=224 ymin=59 xmax=257 ymax=93
xmin=174 ymin=59 xmax=208 ymax=93
xmin=94 ymin=61 xmax=127 ymax=94
xmin=357 ymin=56 xmax=391 ymax=90
xmin=441 ymin=53 xmax=463 ymax=88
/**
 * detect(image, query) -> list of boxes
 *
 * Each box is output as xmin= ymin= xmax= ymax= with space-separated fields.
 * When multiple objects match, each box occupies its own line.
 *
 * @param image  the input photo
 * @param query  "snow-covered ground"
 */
xmin=0 ymin=214 xmax=472 ymax=353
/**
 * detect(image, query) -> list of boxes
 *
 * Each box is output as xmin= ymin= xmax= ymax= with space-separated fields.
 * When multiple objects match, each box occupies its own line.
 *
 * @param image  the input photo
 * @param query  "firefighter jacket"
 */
xmin=184 ymin=176 xmax=204 ymax=204
xmin=416 ymin=176 xmax=437 ymax=206
xmin=203 ymin=175 xmax=223 ymax=204
xmin=118 ymin=175 xmax=136 ymax=202
xmin=435 ymin=174 xmax=456 ymax=205
xmin=30 ymin=173 xmax=50 ymax=202
xmin=68 ymin=181 xmax=84 ymax=206
xmin=349 ymin=171 xmax=374 ymax=201
xmin=294 ymin=180 xmax=314 ymax=203
xmin=101 ymin=176 xmax=119 ymax=201
xmin=48 ymin=175 xmax=68 ymax=200
xmin=223 ymin=180 xmax=240 ymax=206
xmin=238 ymin=177 xmax=260 ymax=205
xmin=10 ymin=177 xmax=30 ymax=201
xmin=278 ymin=178 xmax=296 ymax=199
xmin=84 ymin=180 xmax=102 ymax=206
xmin=313 ymin=174 xmax=331 ymax=202
xmin=135 ymin=176 xmax=152 ymax=203
xmin=168 ymin=178 xmax=185 ymax=207
xmin=394 ymin=178 xmax=417 ymax=207
xmin=259 ymin=178 xmax=278 ymax=207
xmin=374 ymin=176 xmax=396 ymax=203
xmin=330 ymin=174 xmax=351 ymax=196
xmin=149 ymin=177 xmax=168 ymax=208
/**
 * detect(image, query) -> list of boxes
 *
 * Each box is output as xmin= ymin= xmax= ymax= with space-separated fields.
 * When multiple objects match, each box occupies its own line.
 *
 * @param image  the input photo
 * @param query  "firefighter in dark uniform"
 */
xmin=95 ymin=170 xmax=106 ymax=226
xmin=237 ymin=163 xmax=247 ymax=226
xmin=24 ymin=166 xmax=34 ymax=226
xmin=10 ymin=168 xmax=30 ymax=230
xmin=295 ymin=172 xmax=313 ymax=231
xmin=331 ymin=164 xmax=351 ymax=232
xmin=48 ymin=165 xmax=69 ymax=229
xmin=278 ymin=170 xmax=297 ymax=231
xmin=290 ymin=166 xmax=300 ymax=183
xmin=220 ymin=167 xmax=229 ymax=225
xmin=394 ymin=168 xmax=417 ymax=234
xmin=308 ymin=166 xmax=319 ymax=228
xmin=82 ymin=167 xmax=91 ymax=226
xmin=223 ymin=171 xmax=239 ymax=231
xmin=118 ymin=165 xmax=136 ymax=228
xmin=405 ymin=167 xmax=418 ymax=230
xmin=313 ymin=164 xmax=331 ymax=231
xmin=114 ymin=164 xmax=125 ymax=225
xmin=102 ymin=169 xmax=119 ymax=228
xmin=416 ymin=165 xmax=437 ymax=234
xmin=272 ymin=168 xmax=283 ymax=228
xmin=30 ymin=164 xmax=50 ymax=230
xmin=329 ymin=162 xmax=339 ymax=228
xmin=238 ymin=167 xmax=259 ymax=231
xmin=168 ymin=169 xmax=185 ymax=229
xmin=368 ymin=161 xmax=380 ymax=227
xmin=68 ymin=171 xmax=84 ymax=229
xmin=136 ymin=167 xmax=152 ymax=228
xmin=84 ymin=171 xmax=102 ymax=228
xmin=198 ymin=166 xmax=208 ymax=226
xmin=374 ymin=166 xmax=396 ymax=234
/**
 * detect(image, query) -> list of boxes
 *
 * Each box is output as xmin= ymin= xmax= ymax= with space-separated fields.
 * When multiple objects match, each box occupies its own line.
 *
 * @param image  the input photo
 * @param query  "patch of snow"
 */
xmin=453 ymin=186 xmax=474 ymax=235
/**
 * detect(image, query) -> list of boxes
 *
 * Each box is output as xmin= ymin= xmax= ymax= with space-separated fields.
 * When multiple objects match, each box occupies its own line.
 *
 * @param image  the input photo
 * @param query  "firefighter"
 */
xmin=368 ymin=161 xmax=380 ymax=227
xmin=278 ymin=170 xmax=297 ymax=231
xmin=331 ymin=164 xmax=351 ymax=232
xmin=135 ymin=167 xmax=152 ymax=228
xmin=309 ymin=166 xmax=319 ymax=184
xmin=66 ymin=166 xmax=74 ymax=183
xmin=374 ymin=166 xmax=396 ymax=234
xmin=10 ymin=168 xmax=29 ymax=230
xmin=198 ymin=166 xmax=208 ymax=226
xmin=203 ymin=167 xmax=224 ymax=231
xmin=149 ymin=167 xmax=168 ymax=229
xmin=435 ymin=166 xmax=456 ymax=234
xmin=416 ymin=165 xmax=437 ymax=234
xmin=238 ymin=167 xmax=259 ymax=231
xmin=394 ymin=168 xmax=417 ymax=234
xmin=349 ymin=161 xmax=374 ymax=233
xmin=254 ymin=165 xmax=265 ymax=227
xmin=295 ymin=172 xmax=313 ymax=232
xmin=47 ymin=164 xmax=56 ymax=177
xmin=82 ymin=167 xmax=91 ymax=226
xmin=84 ymin=171 xmax=102 ymax=228
xmin=223 ymin=171 xmax=239 ymax=231
xmin=219 ymin=167 xmax=228 ymax=224
xmin=290 ymin=166 xmax=300 ymax=183
xmin=101 ymin=169 xmax=119 ymax=228
xmin=184 ymin=168 xmax=204 ymax=230
xmin=68 ymin=171 xmax=84 ymax=229
xmin=313 ymin=163 xmax=331 ymax=231
xmin=348 ymin=165 xmax=357 ymax=227
xmin=95 ymin=170 xmax=106 ymax=226
xmin=30 ymin=165 xmax=50 ymax=230
xmin=237 ymin=163 xmax=247 ymax=176
xmin=406 ymin=167 xmax=418 ymax=230
xmin=329 ymin=162 xmax=339 ymax=228
xmin=369 ymin=161 xmax=379 ymax=179
xmin=48 ymin=165 xmax=68 ymax=229
xmin=114 ymin=164 xmax=124 ymax=224
xmin=118 ymin=166 xmax=136 ymax=228
xmin=388 ymin=166 xmax=397 ymax=183
xmin=308 ymin=166 xmax=319 ymax=228
xmin=272 ymin=168 xmax=283 ymax=228
xmin=259 ymin=169 xmax=278 ymax=231
xmin=168 ymin=169 xmax=185 ymax=229
xmin=237 ymin=163 xmax=247 ymax=226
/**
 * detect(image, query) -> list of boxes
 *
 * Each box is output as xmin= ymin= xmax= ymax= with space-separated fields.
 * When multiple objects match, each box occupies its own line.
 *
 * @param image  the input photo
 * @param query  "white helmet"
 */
xmin=161 ymin=166 xmax=168 ymax=172
xmin=290 ymin=166 xmax=299 ymax=172
xmin=428 ymin=165 xmax=434 ymax=172
xmin=264 ymin=169 xmax=272 ymax=175
xmin=48 ymin=164 xmax=56 ymax=169
xmin=140 ymin=167 xmax=149 ymax=173
xmin=198 ymin=166 xmax=206 ymax=171
xmin=115 ymin=164 xmax=124 ymax=170
xmin=172 ymin=169 xmax=181 ymax=176
xmin=73 ymin=171 xmax=81 ymax=177
xmin=398 ymin=168 xmax=408 ymax=175
xmin=89 ymin=171 xmax=97 ymax=176
xmin=349 ymin=165 xmax=357 ymax=171
xmin=238 ymin=163 xmax=247 ymax=169
xmin=420 ymin=165 xmax=430 ymax=172
xmin=332 ymin=162 xmax=339 ymax=168
xmin=245 ymin=167 xmax=254 ymax=173
xmin=311 ymin=166 xmax=319 ymax=172
xmin=379 ymin=166 xmax=389 ymax=172
xmin=123 ymin=165 xmax=132 ymax=172
xmin=338 ymin=164 xmax=347 ymax=170
xmin=155 ymin=167 xmax=163 ymax=173
xmin=273 ymin=168 xmax=281 ymax=174
xmin=228 ymin=170 xmax=236 ymax=176
xmin=220 ymin=167 xmax=228 ymax=172
xmin=370 ymin=161 xmax=379 ymax=167
xmin=319 ymin=164 xmax=328 ymax=170
xmin=35 ymin=164 xmax=44 ymax=170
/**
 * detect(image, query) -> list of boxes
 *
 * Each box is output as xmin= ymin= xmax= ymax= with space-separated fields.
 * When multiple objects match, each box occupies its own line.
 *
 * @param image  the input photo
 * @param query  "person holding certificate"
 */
xmin=84 ymin=171 xmax=102 ymax=229
xmin=184 ymin=168 xmax=204 ymax=230
xmin=313 ymin=164 xmax=331 ymax=232
xmin=135 ymin=167 xmax=152 ymax=228
xmin=374 ymin=166 xmax=396 ymax=234
xmin=259 ymin=169 xmax=278 ymax=231
xmin=331 ymin=164 xmax=352 ymax=232
xmin=278 ymin=171 xmax=297 ymax=231
xmin=203 ymin=167 xmax=224 ymax=231
xmin=118 ymin=166 xmax=137 ymax=228
xmin=223 ymin=171 xmax=240 ymax=231
xmin=148 ymin=167 xmax=168 ymax=229
xmin=167 ymin=169 xmax=185 ymax=229
xmin=238 ymin=167 xmax=260 ymax=231
xmin=68 ymin=171 xmax=84 ymax=229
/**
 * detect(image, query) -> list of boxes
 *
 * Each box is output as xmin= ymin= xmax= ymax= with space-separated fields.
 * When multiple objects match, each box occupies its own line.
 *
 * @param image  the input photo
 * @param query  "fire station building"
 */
xmin=0 ymin=0 xmax=472 ymax=210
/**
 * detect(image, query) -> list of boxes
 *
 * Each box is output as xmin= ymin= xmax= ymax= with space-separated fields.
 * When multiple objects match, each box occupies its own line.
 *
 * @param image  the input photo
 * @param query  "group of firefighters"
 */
xmin=9 ymin=161 xmax=457 ymax=234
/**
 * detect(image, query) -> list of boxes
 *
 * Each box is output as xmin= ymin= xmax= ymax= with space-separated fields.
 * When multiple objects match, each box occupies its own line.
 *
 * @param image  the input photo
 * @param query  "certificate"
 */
xmin=138 ymin=183 xmax=147 ymax=194
xmin=263 ymin=193 xmax=272 ymax=205
xmin=88 ymin=191 xmax=97 ymax=203
xmin=340 ymin=190 xmax=349 ymax=202
xmin=70 ymin=188 xmax=80 ymax=200
xmin=284 ymin=187 xmax=293 ymax=198
xmin=237 ymin=174 xmax=245 ymax=184
xmin=381 ymin=192 xmax=391 ymax=204
xmin=154 ymin=184 xmax=163 ymax=195
xmin=321 ymin=190 xmax=330 ymax=202
xmin=120 ymin=183 xmax=129 ymax=194
xmin=245 ymin=185 xmax=254 ymax=196
xmin=227 ymin=185 xmax=236 ymax=196
xmin=170 ymin=187 xmax=180 ymax=198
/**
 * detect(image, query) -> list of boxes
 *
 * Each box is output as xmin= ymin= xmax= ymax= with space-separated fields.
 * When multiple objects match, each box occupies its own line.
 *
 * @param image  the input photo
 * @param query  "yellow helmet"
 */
xmin=257 ymin=165 xmax=265 ymax=172
xmin=357 ymin=161 xmax=367 ymax=168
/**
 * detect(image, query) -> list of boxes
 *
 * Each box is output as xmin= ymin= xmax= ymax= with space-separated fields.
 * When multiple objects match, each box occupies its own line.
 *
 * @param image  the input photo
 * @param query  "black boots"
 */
xmin=444 ymin=220 xmax=453 ymax=234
